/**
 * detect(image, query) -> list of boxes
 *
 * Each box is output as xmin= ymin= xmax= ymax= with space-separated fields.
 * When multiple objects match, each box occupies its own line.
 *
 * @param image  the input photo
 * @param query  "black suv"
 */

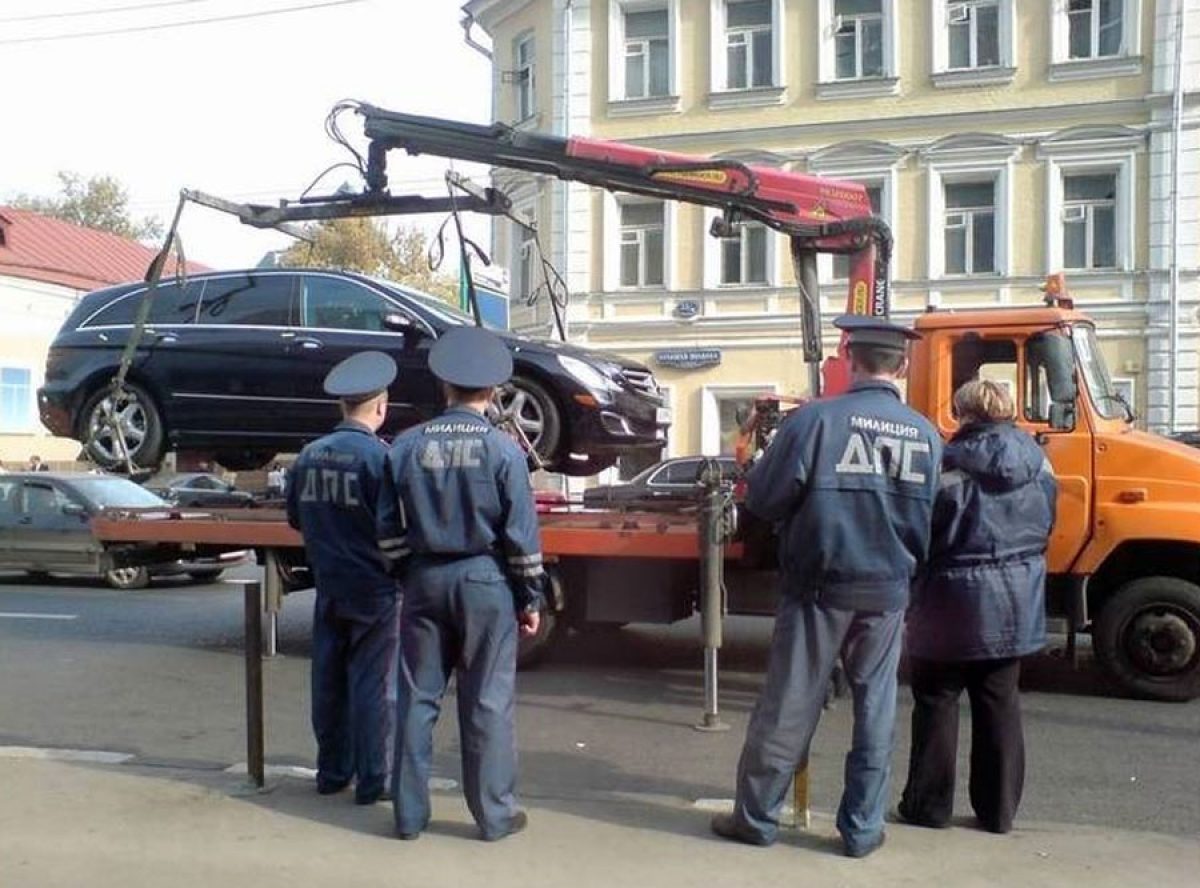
xmin=39 ymin=269 xmax=668 ymax=475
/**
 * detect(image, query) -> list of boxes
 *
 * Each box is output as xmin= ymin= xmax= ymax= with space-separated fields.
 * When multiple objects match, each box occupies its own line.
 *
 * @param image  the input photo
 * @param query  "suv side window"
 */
xmin=301 ymin=276 xmax=393 ymax=331
xmin=22 ymin=481 xmax=70 ymax=518
xmin=84 ymin=281 xmax=203 ymax=327
xmin=658 ymin=461 xmax=700 ymax=486
xmin=198 ymin=274 xmax=294 ymax=327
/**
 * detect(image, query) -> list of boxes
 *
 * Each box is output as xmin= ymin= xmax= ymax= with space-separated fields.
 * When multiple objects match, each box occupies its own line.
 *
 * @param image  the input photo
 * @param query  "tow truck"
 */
xmin=90 ymin=104 xmax=1200 ymax=702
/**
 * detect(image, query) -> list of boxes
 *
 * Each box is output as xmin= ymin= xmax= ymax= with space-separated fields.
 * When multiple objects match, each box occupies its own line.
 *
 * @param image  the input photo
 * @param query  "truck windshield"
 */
xmin=1073 ymin=324 xmax=1129 ymax=421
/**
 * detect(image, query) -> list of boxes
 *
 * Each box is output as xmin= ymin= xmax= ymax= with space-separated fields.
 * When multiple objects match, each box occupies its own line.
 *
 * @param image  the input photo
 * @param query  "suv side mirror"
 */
xmin=61 ymin=502 xmax=87 ymax=517
xmin=382 ymin=312 xmax=419 ymax=333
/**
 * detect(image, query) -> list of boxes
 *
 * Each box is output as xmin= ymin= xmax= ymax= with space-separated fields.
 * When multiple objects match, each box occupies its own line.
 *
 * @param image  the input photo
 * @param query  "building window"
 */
xmin=944 ymin=181 xmax=996 ymax=275
xmin=0 ymin=367 xmax=33 ymax=433
xmin=835 ymin=0 xmax=884 ymax=79
xmin=726 ymin=0 xmax=773 ymax=89
xmin=514 ymin=218 xmax=538 ymax=301
xmin=514 ymin=33 xmax=536 ymax=121
xmin=833 ymin=183 xmax=882 ymax=279
xmin=625 ymin=8 xmax=671 ymax=98
xmin=1068 ymin=0 xmax=1123 ymax=59
xmin=721 ymin=223 xmax=769 ymax=285
xmin=701 ymin=384 xmax=777 ymax=456
xmin=948 ymin=1 xmax=1000 ymax=68
xmin=1062 ymin=173 xmax=1117 ymax=270
xmin=620 ymin=202 xmax=666 ymax=288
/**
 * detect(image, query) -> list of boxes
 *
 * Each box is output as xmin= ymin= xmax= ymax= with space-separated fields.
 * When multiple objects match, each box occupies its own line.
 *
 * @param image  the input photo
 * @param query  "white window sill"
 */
xmin=932 ymin=66 xmax=1017 ymax=89
xmin=935 ymin=272 xmax=1006 ymax=283
xmin=706 ymin=86 xmax=787 ymax=111
xmin=816 ymin=77 xmax=900 ymax=100
xmin=715 ymin=281 xmax=772 ymax=290
xmin=1049 ymin=55 xmax=1143 ymax=82
xmin=607 ymin=95 xmax=682 ymax=118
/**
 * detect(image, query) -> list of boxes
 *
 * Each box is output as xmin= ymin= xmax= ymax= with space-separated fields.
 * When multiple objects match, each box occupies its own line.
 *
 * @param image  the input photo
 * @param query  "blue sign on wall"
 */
xmin=654 ymin=348 xmax=722 ymax=370
xmin=673 ymin=299 xmax=701 ymax=320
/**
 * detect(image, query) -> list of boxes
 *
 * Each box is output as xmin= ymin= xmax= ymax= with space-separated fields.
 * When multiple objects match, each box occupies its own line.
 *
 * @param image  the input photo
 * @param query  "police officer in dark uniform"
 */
xmin=711 ymin=316 xmax=942 ymax=858
xmin=286 ymin=351 xmax=400 ymax=806
xmin=379 ymin=326 xmax=546 ymax=842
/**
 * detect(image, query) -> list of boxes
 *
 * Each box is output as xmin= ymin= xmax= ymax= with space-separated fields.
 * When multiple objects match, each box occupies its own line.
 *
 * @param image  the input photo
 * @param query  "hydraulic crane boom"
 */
xmin=356 ymin=104 xmax=891 ymax=397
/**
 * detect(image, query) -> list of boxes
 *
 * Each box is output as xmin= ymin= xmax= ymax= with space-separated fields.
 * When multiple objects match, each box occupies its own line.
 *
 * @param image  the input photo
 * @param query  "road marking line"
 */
xmin=0 ymin=746 xmax=133 ymax=764
xmin=0 ymin=612 xmax=78 ymax=621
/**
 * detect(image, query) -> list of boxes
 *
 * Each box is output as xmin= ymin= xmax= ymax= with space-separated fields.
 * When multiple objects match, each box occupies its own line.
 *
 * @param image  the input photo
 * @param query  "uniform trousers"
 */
xmin=899 ymin=656 xmax=1024 ymax=833
xmin=393 ymin=555 xmax=520 ymax=839
xmin=733 ymin=595 xmax=904 ymax=854
xmin=311 ymin=593 xmax=400 ymax=802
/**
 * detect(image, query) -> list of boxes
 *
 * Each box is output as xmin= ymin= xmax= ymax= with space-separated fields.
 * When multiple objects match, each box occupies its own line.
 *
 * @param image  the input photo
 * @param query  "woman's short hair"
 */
xmin=954 ymin=379 xmax=1015 ymax=424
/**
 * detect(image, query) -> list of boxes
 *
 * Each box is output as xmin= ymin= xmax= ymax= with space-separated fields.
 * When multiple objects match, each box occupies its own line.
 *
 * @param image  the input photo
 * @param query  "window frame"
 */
xmin=513 ymin=31 xmax=536 ymax=123
xmin=1049 ymin=0 xmax=1142 ymax=81
xmin=0 ymin=365 xmax=36 ymax=434
xmin=817 ymin=0 xmax=900 ymax=99
xmin=606 ymin=196 xmax=674 ymax=291
xmin=617 ymin=200 xmax=668 ymax=290
xmin=608 ymin=0 xmax=681 ymax=116
xmin=1061 ymin=172 xmax=1119 ymax=271
xmin=705 ymin=215 xmax=776 ymax=289
xmin=942 ymin=179 xmax=999 ymax=277
xmin=922 ymin=141 xmax=1017 ymax=281
xmin=1038 ymin=141 xmax=1136 ymax=275
xmin=700 ymin=383 xmax=778 ymax=456
xmin=931 ymin=0 xmax=1016 ymax=88
xmin=708 ymin=0 xmax=785 ymax=108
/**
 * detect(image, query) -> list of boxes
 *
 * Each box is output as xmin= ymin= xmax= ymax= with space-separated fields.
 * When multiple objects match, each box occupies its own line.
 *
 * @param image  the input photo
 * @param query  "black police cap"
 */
xmin=428 ymin=327 xmax=513 ymax=389
xmin=833 ymin=314 xmax=920 ymax=351
xmin=322 ymin=351 xmax=398 ymax=399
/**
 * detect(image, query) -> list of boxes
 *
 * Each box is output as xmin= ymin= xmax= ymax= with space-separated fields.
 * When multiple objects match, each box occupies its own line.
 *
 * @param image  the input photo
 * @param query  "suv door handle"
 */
xmin=155 ymin=332 xmax=179 ymax=345
xmin=296 ymin=337 xmax=323 ymax=351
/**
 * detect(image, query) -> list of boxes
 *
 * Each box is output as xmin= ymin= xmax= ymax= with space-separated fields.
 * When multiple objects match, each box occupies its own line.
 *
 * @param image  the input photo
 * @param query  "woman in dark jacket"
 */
xmin=899 ymin=379 xmax=1057 ymax=834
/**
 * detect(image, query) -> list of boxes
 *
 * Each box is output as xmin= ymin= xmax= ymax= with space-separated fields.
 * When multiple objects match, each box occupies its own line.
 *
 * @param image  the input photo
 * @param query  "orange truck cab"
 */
xmin=908 ymin=301 xmax=1200 ymax=701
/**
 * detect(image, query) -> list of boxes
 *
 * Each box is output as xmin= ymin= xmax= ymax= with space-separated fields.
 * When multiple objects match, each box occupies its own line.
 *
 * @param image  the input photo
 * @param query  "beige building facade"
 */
xmin=463 ymin=0 xmax=1200 ymax=471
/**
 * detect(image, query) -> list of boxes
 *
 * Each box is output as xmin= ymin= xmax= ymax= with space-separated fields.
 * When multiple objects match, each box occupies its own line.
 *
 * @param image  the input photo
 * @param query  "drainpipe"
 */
xmin=560 ymin=0 xmax=573 ymax=341
xmin=1169 ymin=0 xmax=1187 ymax=434
xmin=461 ymin=12 xmax=493 ymax=60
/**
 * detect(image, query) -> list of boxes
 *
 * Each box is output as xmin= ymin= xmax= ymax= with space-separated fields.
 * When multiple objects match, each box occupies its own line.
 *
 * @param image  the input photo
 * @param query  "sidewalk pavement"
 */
xmin=2 ymin=758 xmax=1197 ymax=888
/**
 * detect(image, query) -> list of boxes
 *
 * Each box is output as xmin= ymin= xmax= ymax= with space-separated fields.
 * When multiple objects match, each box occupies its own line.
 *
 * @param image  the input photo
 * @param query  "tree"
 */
xmin=278 ymin=218 xmax=458 ymax=303
xmin=13 ymin=172 xmax=162 ymax=241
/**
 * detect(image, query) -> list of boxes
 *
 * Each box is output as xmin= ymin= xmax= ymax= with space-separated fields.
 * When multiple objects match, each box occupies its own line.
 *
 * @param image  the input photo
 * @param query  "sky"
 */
xmin=0 ymin=0 xmax=493 ymax=269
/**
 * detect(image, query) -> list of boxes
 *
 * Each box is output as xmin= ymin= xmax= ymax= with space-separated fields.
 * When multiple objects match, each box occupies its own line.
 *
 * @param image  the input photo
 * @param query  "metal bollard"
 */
xmin=242 ymin=580 xmax=265 ymax=789
xmin=694 ymin=464 xmax=730 ymax=733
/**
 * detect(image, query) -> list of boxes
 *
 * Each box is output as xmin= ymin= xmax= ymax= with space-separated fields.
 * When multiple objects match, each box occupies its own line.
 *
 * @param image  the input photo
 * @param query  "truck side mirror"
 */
xmin=1048 ymin=402 xmax=1076 ymax=432
xmin=1028 ymin=332 xmax=1078 ymax=404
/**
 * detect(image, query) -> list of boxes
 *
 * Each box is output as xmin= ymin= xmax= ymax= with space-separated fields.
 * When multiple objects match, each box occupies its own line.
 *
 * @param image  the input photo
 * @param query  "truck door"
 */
xmin=942 ymin=332 xmax=1092 ymax=573
xmin=1022 ymin=331 xmax=1092 ymax=571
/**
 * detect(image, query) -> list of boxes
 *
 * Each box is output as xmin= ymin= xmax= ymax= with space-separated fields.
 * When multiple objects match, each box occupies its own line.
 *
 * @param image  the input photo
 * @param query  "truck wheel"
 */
xmin=517 ymin=603 xmax=561 ymax=670
xmin=1094 ymin=577 xmax=1200 ymax=702
xmin=80 ymin=382 xmax=166 ymax=472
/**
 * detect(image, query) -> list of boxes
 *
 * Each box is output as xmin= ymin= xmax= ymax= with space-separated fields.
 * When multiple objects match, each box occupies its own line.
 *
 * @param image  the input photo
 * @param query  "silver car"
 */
xmin=0 ymin=472 xmax=245 ymax=588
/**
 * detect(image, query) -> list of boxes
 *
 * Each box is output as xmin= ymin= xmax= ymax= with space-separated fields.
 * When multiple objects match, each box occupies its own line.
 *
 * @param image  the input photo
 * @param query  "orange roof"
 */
xmin=0 ymin=207 xmax=208 ymax=292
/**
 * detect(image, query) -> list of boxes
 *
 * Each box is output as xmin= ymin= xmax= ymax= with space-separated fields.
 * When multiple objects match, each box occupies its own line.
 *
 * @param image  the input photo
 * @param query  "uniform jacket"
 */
xmin=906 ymin=421 xmax=1057 ymax=662
xmin=746 ymin=379 xmax=942 ymax=613
xmin=378 ymin=406 xmax=546 ymax=612
xmin=285 ymin=421 xmax=396 ymax=601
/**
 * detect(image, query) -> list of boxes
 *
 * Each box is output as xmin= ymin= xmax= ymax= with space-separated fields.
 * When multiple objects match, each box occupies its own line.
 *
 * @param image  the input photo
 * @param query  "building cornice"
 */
xmin=616 ymin=98 xmax=1168 ymax=152
xmin=461 ymin=0 xmax=536 ymax=30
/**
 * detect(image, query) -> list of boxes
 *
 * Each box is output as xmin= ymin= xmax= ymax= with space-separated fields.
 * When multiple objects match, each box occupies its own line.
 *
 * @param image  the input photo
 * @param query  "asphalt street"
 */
xmin=1 ymin=563 xmax=1197 ymax=838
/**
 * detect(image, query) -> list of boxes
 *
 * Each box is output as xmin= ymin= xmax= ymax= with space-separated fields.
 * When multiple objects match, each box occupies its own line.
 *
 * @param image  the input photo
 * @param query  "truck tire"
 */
xmin=104 ymin=565 xmax=150 ymax=590
xmin=1094 ymin=576 xmax=1200 ymax=702
xmin=517 ymin=602 xmax=561 ymax=670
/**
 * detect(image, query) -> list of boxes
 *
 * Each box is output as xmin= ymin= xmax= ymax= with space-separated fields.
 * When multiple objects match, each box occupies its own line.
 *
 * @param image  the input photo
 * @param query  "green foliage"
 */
xmin=13 ymin=172 xmax=163 ymax=241
xmin=277 ymin=218 xmax=458 ymax=304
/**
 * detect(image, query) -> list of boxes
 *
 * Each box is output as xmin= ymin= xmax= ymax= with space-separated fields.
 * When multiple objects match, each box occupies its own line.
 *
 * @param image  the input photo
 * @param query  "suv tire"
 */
xmin=79 ymin=382 xmax=166 ymax=473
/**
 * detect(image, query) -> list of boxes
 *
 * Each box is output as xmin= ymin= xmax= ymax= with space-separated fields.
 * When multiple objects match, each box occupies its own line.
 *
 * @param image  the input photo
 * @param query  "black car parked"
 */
xmin=583 ymin=456 xmax=740 ymax=510
xmin=144 ymin=472 xmax=255 ymax=508
xmin=39 ymin=269 xmax=669 ymax=475
xmin=0 ymin=473 xmax=245 ymax=588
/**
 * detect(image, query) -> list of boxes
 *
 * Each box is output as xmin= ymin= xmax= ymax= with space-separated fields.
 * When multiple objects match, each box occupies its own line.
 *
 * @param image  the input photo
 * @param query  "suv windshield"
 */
xmin=1073 ymin=323 xmax=1128 ymax=421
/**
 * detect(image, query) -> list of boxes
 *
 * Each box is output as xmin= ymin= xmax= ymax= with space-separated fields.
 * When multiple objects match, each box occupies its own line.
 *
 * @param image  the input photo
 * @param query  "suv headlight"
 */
xmin=557 ymin=355 xmax=619 ymax=395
